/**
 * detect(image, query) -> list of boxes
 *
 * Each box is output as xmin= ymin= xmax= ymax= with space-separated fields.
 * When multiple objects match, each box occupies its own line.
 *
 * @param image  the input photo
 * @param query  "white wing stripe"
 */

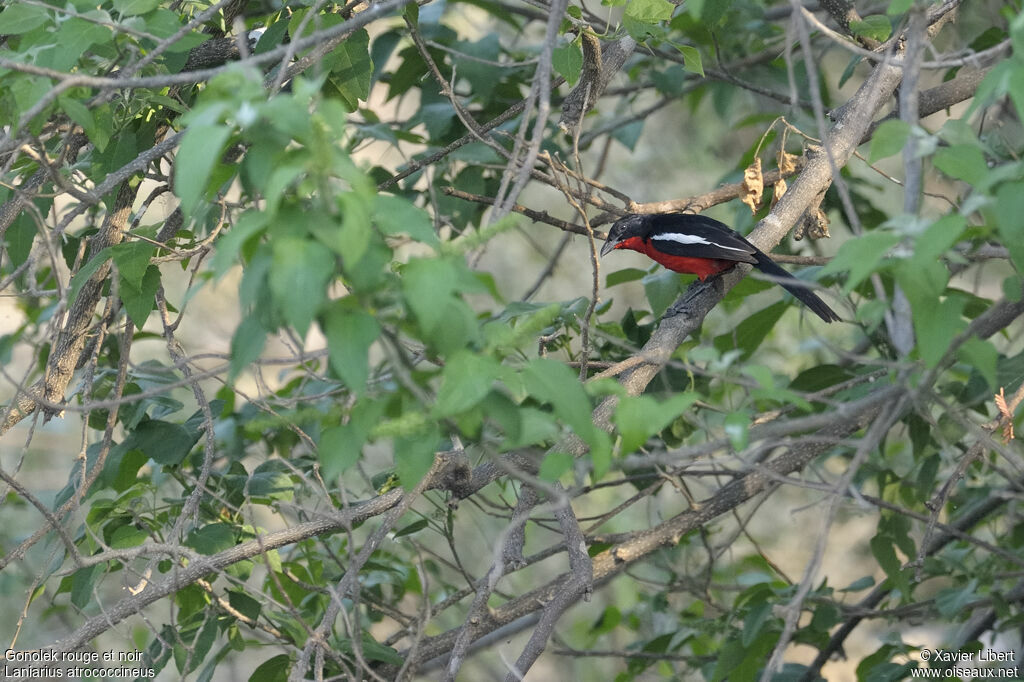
xmin=651 ymin=233 xmax=750 ymax=253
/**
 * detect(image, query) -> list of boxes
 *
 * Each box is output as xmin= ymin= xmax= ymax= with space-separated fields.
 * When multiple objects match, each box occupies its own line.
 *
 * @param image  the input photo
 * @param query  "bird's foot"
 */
xmin=663 ymin=277 xmax=723 ymax=319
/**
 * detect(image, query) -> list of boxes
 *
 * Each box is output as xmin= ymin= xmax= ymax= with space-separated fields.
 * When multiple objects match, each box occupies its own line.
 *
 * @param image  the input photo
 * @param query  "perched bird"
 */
xmin=600 ymin=212 xmax=840 ymax=323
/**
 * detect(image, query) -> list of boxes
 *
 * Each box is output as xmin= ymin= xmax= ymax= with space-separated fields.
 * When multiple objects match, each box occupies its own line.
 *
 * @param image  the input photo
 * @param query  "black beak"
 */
xmin=600 ymin=239 xmax=616 ymax=258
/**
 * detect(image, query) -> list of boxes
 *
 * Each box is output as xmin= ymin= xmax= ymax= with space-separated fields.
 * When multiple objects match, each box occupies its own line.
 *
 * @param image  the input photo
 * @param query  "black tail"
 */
xmin=751 ymin=250 xmax=841 ymax=323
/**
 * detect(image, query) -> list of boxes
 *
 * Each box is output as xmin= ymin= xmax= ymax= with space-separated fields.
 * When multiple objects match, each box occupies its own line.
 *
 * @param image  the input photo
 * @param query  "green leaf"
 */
xmin=6 ymin=215 xmax=35 ymax=268
xmin=269 ymin=237 xmax=335 ymax=336
xmin=402 ymin=256 xmax=484 ymax=353
xmin=249 ymin=654 xmax=290 ymax=682
xmin=588 ymin=606 xmax=622 ymax=636
xmin=212 ymin=210 xmax=270 ymax=277
xmin=287 ymin=8 xmax=315 ymax=41
xmin=840 ymin=576 xmax=876 ymax=592
xmin=261 ymin=164 xmax=306 ymax=219
xmin=319 ymin=425 xmax=362 ymax=480
xmin=911 ymin=214 xmax=966 ymax=264
xmin=887 ymin=0 xmax=912 ymax=14
xmin=319 ymin=400 xmax=385 ymax=480
xmin=187 ymin=523 xmax=236 ymax=555
xmin=606 ymin=268 xmax=647 ymax=287
xmin=675 ymin=44 xmax=704 ymax=77
xmin=394 ymin=424 xmax=439 ymax=490
xmin=484 ymin=303 xmax=560 ymax=353
xmin=326 ymin=29 xmax=373 ymax=111
xmin=522 ymin=357 xmax=594 ymax=440
xmin=374 ymin=412 xmax=429 ymax=439
xmin=374 ymin=195 xmax=439 ymax=246
xmin=819 ymin=231 xmax=900 ymax=293
xmin=502 ymin=408 xmax=558 ymax=449
xmin=690 ymin=0 xmax=732 ymax=24
xmin=913 ymin=296 xmax=965 ymax=367
xmin=994 ymin=183 xmax=1024 ymax=272
xmin=789 ymin=364 xmax=854 ymax=392
xmin=837 ymin=54 xmax=860 ymax=89
xmin=521 ymin=357 xmax=610 ymax=472
xmin=552 ymin=43 xmax=584 ymax=87
xmin=742 ymin=602 xmax=772 ymax=647
xmin=869 ymin=120 xmax=910 ymax=162
xmin=111 ymin=241 xmax=155 ymax=288
xmin=323 ymin=304 xmax=380 ymax=394
xmin=896 ymin=258 xmax=948 ymax=307
xmin=337 ymin=192 xmax=374 ymax=266
xmin=642 ymin=269 xmax=681 ymax=317
xmin=0 ymin=334 xmax=13 ymax=365
xmin=174 ymin=124 xmax=232 ymax=216
xmin=625 ymin=0 xmax=674 ymax=23
xmin=146 ymin=10 xmax=207 ymax=52
xmin=614 ymin=393 xmax=698 ymax=455
xmin=869 ymin=533 xmax=904 ymax=589
xmin=228 ymin=590 xmax=262 ymax=622
xmin=393 ymin=518 xmax=429 ymax=538
xmin=539 ymin=451 xmax=574 ymax=481
xmin=933 ymin=144 xmax=989 ymax=186
xmin=0 ymin=4 xmax=50 ymax=33
xmin=125 ymin=419 xmax=201 ymax=466
xmin=28 ymin=584 xmax=45 ymax=607
xmin=450 ymin=35 xmax=505 ymax=100
xmin=71 ymin=564 xmax=104 ymax=609
xmin=958 ymin=338 xmax=998 ymax=391
xmin=623 ymin=16 xmax=662 ymax=41
xmin=935 ymin=580 xmax=979 ymax=617
xmin=110 ymin=450 xmax=148 ymax=493
xmin=723 ymin=411 xmax=749 ymax=450
xmin=1005 ymin=274 xmax=1023 ymax=302
xmin=713 ymin=301 xmax=787 ymax=360
xmin=60 ymin=96 xmax=98 ymax=146
xmin=434 ymin=351 xmax=500 ymax=417
xmin=187 ymin=618 xmax=219 ymax=674
xmin=882 ymin=512 xmax=914 ymax=559
xmin=120 ymin=265 xmax=161 ymax=328
xmin=50 ymin=18 xmax=109 ymax=71
xmin=67 ymin=248 xmax=113 ymax=308
xmin=247 ymin=464 xmax=294 ymax=501
xmin=113 ymin=0 xmax=159 ymax=15
xmin=339 ymin=636 xmax=403 ymax=666
xmin=110 ymin=525 xmax=148 ymax=549
xmin=88 ymin=105 xmax=113 ymax=152
xmin=229 ymin=316 xmax=267 ymax=381
xmin=403 ymin=2 xmax=418 ymax=26
xmin=849 ymin=15 xmax=891 ymax=41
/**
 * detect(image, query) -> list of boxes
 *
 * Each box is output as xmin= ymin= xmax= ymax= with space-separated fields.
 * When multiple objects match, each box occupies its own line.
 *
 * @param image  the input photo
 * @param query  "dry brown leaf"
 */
xmin=778 ymin=150 xmax=799 ymax=175
xmin=770 ymin=178 xmax=788 ymax=209
xmin=995 ymin=387 xmax=1015 ymax=442
xmin=995 ymin=387 xmax=1010 ymax=417
xmin=740 ymin=158 xmax=763 ymax=214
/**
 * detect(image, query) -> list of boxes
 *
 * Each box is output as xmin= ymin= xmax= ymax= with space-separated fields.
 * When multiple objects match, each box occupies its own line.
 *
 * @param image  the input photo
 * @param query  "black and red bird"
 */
xmin=600 ymin=213 xmax=841 ymax=323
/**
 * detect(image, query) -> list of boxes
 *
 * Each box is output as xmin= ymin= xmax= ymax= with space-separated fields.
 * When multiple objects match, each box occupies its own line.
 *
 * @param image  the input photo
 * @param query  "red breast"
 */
xmin=614 ymin=237 xmax=735 ymax=281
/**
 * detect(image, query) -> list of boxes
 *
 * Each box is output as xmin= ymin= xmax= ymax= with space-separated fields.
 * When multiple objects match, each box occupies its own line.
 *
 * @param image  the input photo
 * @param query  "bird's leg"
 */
xmin=663 ymin=275 xmax=724 ymax=319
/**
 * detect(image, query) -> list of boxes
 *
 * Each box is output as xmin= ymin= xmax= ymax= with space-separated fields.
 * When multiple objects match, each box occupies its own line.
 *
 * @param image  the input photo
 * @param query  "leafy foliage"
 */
xmin=0 ymin=0 xmax=1022 ymax=681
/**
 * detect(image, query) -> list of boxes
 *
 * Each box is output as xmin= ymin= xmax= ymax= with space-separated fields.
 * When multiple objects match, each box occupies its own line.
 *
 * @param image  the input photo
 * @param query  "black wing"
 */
xmin=642 ymin=213 xmax=841 ymax=322
xmin=644 ymin=214 xmax=759 ymax=264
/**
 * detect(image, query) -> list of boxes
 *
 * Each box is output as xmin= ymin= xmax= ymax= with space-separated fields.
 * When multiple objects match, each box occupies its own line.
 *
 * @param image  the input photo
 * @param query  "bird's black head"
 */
xmin=600 ymin=214 xmax=650 ymax=257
